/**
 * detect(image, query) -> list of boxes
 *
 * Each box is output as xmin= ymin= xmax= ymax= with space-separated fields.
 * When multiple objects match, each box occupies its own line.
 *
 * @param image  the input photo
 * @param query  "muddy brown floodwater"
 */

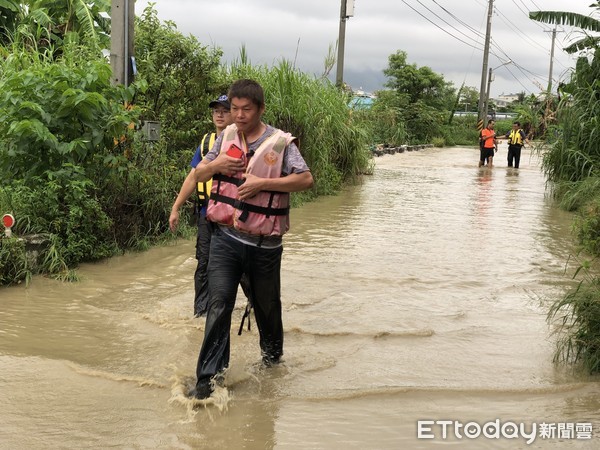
xmin=2 ymin=146 xmax=600 ymax=449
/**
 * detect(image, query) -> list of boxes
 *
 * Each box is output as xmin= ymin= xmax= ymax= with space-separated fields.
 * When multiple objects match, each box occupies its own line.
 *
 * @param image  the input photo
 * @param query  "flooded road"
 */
xmin=2 ymin=146 xmax=600 ymax=449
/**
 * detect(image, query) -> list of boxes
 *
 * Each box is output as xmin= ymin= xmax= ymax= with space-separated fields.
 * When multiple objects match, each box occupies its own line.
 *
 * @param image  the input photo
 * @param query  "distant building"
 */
xmin=494 ymin=93 xmax=520 ymax=108
xmin=349 ymin=87 xmax=376 ymax=109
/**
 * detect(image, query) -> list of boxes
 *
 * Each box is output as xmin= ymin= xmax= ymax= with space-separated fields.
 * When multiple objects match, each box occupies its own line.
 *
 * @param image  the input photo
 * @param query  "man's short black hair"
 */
xmin=228 ymin=79 xmax=265 ymax=108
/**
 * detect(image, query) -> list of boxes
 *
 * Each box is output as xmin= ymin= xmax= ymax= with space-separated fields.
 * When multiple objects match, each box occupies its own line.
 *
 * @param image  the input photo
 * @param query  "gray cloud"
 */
xmin=134 ymin=0 xmax=594 ymax=97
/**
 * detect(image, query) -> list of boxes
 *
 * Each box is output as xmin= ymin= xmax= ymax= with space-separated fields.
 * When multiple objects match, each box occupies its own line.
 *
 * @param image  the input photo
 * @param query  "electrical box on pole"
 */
xmin=346 ymin=0 xmax=355 ymax=17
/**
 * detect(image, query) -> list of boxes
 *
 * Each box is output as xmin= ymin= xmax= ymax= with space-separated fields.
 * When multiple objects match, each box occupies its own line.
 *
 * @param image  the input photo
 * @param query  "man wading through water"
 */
xmin=169 ymin=94 xmax=251 ymax=318
xmin=479 ymin=120 xmax=497 ymax=167
xmin=190 ymin=79 xmax=313 ymax=399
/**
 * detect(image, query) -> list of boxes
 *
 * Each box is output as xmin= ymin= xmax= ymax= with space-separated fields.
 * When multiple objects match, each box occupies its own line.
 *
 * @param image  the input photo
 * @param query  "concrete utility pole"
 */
xmin=484 ymin=66 xmax=493 ymax=122
xmin=484 ymin=60 xmax=511 ymax=121
xmin=110 ymin=0 xmax=135 ymax=86
xmin=335 ymin=0 xmax=354 ymax=87
xmin=547 ymin=27 xmax=557 ymax=94
xmin=478 ymin=0 xmax=494 ymax=130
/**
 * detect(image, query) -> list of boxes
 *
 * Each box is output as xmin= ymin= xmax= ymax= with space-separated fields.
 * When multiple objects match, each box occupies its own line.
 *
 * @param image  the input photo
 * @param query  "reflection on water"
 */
xmin=2 ymin=146 xmax=600 ymax=449
xmin=473 ymin=167 xmax=493 ymax=229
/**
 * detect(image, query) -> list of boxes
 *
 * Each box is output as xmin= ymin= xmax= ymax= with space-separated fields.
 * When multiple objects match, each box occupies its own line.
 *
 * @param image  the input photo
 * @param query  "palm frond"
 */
xmin=0 ymin=0 xmax=19 ymax=12
xmin=565 ymin=36 xmax=600 ymax=54
xmin=530 ymin=11 xmax=600 ymax=32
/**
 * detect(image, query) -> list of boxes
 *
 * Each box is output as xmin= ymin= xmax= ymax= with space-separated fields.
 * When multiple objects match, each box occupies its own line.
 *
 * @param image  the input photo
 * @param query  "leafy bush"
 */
xmin=431 ymin=137 xmax=445 ymax=147
xmin=1 ymin=172 xmax=116 ymax=266
xmin=134 ymin=4 xmax=225 ymax=153
xmin=440 ymin=115 xmax=479 ymax=146
xmin=0 ymin=237 xmax=29 ymax=285
xmin=0 ymin=49 xmax=137 ymax=184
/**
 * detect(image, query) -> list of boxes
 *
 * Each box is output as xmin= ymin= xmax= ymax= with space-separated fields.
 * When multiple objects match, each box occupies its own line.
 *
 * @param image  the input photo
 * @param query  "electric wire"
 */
xmin=430 ymin=0 xmax=485 ymax=39
xmin=493 ymin=5 xmax=551 ymax=53
xmin=414 ymin=0 xmax=482 ymax=46
xmin=515 ymin=0 xmax=551 ymax=31
xmin=398 ymin=0 xmax=581 ymax=96
xmin=399 ymin=0 xmax=483 ymax=51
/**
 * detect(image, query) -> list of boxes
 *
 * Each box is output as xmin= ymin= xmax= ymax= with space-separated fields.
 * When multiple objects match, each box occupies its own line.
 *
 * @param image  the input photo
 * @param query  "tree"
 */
xmin=134 ymin=4 xmax=225 ymax=153
xmin=459 ymin=86 xmax=479 ymax=112
xmin=0 ymin=0 xmax=110 ymax=50
xmin=383 ymin=50 xmax=455 ymax=110
xmin=381 ymin=50 xmax=456 ymax=142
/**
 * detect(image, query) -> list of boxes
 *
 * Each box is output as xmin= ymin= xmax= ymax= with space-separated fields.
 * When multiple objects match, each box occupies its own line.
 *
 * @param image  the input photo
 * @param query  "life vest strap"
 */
xmin=237 ymin=300 xmax=253 ymax=336
xmin=209 ymin=192 xmax=289 ymax=221
xmin=213 ymin=173 xmax=245 ymax=187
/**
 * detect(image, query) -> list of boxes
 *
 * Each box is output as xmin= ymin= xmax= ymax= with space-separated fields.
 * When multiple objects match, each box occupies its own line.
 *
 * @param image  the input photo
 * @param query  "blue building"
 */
xmin=349 ymin=89 xmax=375 ymax=109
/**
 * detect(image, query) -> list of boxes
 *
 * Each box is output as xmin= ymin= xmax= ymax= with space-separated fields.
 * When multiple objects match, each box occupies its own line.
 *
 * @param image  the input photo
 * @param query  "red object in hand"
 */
xmin=226 ymin=144 xmax=244 ymax=159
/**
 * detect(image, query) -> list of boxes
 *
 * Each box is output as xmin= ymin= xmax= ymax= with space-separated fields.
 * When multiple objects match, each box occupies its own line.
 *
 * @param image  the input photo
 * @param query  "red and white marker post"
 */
xmin=2 ymin=214 xmax=15 ymax=237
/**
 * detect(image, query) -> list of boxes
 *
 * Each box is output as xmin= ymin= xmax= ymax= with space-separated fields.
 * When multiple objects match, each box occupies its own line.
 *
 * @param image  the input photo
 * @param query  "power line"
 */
xmin=428 ymin=0 xmax=485 ymax=87
xmin=488 ymin=57 xmax=533 ymax=93
xmin=511 ymin=0 xmax=530 ymax=18
xmin=414 ymin=0 xmax=483 ymax=47
xmin=399 ymin=0 xmax=483 ymax=51
xmin=514 ymin=0 xmax=552 ymax=31
xmin=528 ymin=0 xmax=543 ymax=10
xmin=430 ymin=0 xmax=485 ymax=39
xmin=493 ymin=5 xmax=550 ymax=53
xmin=399 ymin=0 xmax=563 ymax=96
xmin=487 ymin=43 xmax=542 ymax=94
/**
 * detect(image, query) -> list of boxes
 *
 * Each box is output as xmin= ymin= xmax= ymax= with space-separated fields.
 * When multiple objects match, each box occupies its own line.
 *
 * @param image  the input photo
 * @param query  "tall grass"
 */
xmin=541 ymin=48 xmax=600 ymax=374
xmin=548 ymin=259 xmax=600 ymax=374
xmin=227 ymin=58 xmax=373 ymax=200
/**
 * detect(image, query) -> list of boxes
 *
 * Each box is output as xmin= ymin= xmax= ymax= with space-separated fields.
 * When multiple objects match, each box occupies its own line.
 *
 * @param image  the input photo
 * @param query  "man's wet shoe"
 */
xmin=189 ymin=380 xmax=212 ymax=399
xmin=262 ymin=355 xmax=281 ymax=367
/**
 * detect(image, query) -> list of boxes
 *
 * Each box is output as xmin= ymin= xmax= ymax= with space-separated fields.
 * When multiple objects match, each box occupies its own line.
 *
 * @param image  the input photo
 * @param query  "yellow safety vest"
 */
xmin=197 ymin=132 xmax=216 ymax=207
xmin=509 ymin=129 xmax=524 ymax=146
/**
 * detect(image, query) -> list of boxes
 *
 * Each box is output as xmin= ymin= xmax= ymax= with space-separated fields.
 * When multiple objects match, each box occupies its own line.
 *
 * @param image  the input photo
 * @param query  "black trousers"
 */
xmin=507 ymin=144 xmax=522 ymax=168
xmin=195 ymin=229 xmax=283 ymax=384
xmin=193 ymin=214 xmax=212 ymax=317
xmin=194 ymin=216 xmax=252 ymax=317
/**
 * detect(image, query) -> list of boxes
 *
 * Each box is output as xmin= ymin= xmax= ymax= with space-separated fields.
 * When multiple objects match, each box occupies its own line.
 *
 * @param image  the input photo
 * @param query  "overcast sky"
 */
xmin=134 ymin=1 xmax=596 ymax=99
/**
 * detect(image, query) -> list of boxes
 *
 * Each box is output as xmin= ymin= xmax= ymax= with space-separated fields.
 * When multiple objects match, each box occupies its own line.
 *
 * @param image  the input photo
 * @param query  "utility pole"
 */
xmin=110 ymin=0 xmax=135 ymax=86
xmin=335 ymin=0 xmax=354 ymax=87
xmin=484 ymin=66 xmax=493 ymax=122
xmin=478 ymin=0 xmax=494 ymax=130
xmin=484 ymin=60 xmax=511 ymax=122
xmin=547 ymin=27 xmax=557 ymax=94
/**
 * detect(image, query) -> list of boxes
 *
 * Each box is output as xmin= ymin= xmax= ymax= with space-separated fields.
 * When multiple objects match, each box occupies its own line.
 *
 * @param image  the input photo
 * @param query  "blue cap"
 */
xmin=209 ymin=94 xmax=230 ymax=109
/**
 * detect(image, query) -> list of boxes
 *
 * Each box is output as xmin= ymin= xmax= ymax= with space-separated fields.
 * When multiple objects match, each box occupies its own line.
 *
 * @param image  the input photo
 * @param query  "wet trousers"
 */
xmin=193 ymin=214 xmax=211 ymax=317
xmin=507 ymin=144 xmax=522 ymax=168
xmin=195 ymin=215 xmax=252 ymax=317
xmin=195 ymin=228 xmax=284 ymax=385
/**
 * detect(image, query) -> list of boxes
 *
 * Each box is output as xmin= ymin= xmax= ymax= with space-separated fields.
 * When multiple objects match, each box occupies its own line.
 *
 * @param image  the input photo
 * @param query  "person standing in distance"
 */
xmin=497 ymin=121 xmax=529 ymax=169
xmin=479 ymin=120 xmax=497 ymax=168
xmin=169 ymin=95 xmax=233 ymax=317
xmin=191 ymin=79 xmax=313 ymax=399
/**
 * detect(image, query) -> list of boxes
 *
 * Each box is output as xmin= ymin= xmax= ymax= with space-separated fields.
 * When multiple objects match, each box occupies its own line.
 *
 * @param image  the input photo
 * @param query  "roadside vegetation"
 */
xmin=529 ymin=4 xmax=600 ymax=374
xmin=0 ymin=3 xmax=371 ymax=284
xmin=0 ymin=2 xmax=572 ymax=288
